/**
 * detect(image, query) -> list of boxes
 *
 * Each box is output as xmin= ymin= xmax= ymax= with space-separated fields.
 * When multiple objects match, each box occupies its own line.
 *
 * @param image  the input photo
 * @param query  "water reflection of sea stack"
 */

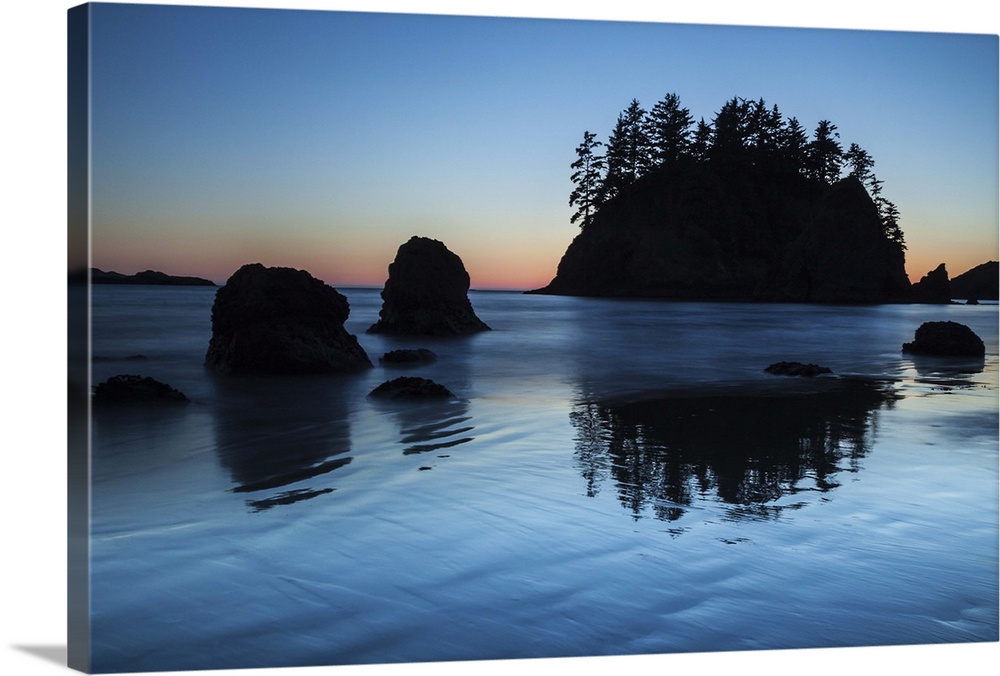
xmin=210 ymin=375 xmax=357 ymax=512
xmin=368 ymin=236 xmax=490 ymax=336
xmin=572 ymin=379 xmax=898 ymax=523
xmin=383 ymin=397 xmax=475 ymax=457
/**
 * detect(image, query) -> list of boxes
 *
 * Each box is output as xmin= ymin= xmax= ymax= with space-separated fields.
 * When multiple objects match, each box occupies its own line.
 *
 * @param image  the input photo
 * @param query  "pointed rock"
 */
xmin=368 ymin=236 xmax=490 ymax=336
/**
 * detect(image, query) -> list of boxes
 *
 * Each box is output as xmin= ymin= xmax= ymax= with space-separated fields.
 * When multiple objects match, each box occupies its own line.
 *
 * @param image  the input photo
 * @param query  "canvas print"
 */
xmin=67 ymin=2 xmax=999 ymax=673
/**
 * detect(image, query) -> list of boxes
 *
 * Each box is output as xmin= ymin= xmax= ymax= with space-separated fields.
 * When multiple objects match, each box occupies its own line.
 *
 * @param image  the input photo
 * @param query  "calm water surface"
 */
xmin=86 ymin=286 xmax=999 ymax=672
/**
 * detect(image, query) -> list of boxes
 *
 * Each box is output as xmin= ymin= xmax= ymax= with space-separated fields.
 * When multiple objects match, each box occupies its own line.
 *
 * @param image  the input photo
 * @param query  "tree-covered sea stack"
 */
xmin=542 ymin=93 xmax=912 ymax=303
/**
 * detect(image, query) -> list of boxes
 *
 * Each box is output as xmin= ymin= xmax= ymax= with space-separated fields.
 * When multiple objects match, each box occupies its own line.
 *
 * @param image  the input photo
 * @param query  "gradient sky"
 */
xmin=84 ymin=1 xmax=999 ymax=289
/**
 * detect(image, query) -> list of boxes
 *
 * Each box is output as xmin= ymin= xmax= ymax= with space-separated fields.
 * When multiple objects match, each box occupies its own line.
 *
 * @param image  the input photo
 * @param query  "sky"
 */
xmin=78 ymin=2 xmax=999 ymax=290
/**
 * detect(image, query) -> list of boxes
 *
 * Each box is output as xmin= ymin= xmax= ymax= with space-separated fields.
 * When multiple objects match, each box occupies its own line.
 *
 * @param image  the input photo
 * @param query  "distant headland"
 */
xmin=950 ymin=261 xmax=999 ymax=302
xmin=87 ymin=268 xmax=216 ymax=286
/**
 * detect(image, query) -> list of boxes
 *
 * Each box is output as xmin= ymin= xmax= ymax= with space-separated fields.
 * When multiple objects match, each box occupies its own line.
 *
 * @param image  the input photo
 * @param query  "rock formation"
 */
xmin=90 ymin=268 xmax=216 ymax=286
xmin=92 ymin=375 xmax=189 ymax=405
xmin=369 ymin=376 xmax=454 ymax=399
xmin=205 ymin=263 xmax=372 ymax=374
xmin=530 ymin=164 xmax=911 ymax=304
xmin=379 ymin=348 xmax=438 ymax=365
xmin=950 ymin=261 xmax=999 ymax=302
xmin=909 ymin=263 xmax=952 ymax=304
xmin=764 ymin=361 xmax=833 ymax=377
xmin=902 ymin=321 xmax=985 ymax=357
xmin=368 ymin=236 xmax=490 ymax=335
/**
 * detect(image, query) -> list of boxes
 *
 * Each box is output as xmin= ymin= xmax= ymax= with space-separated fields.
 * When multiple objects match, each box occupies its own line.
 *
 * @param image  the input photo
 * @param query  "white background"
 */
xmin=2 ymin=1 xmax=997 ymax=675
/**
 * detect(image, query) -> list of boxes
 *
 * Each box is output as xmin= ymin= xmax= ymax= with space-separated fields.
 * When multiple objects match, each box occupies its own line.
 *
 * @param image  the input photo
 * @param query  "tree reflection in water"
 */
xmin=571 ymin=379 xmax=899 ymax=523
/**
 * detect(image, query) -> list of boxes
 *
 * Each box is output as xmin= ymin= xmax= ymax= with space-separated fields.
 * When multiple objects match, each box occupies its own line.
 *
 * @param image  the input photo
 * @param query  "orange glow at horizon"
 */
xmin=904 ymin=242 xmax=998 ymax=286
xmin=93 ymin=241 xmax=1000 ymax=292
xmin=90 ymin=212 xmax=995 ymax=292
xmin=90 ymin=234 xmax=568 ymax=291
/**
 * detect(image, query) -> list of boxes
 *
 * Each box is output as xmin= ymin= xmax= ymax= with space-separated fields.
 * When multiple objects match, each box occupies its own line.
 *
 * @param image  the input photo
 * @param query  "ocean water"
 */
xmin=86 ymin=285 xmax=998 ymax=672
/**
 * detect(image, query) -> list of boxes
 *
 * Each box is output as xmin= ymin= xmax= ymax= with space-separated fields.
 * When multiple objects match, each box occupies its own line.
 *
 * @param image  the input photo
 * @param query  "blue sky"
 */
xmin=82 ymin=1 xmax=999 ymax=289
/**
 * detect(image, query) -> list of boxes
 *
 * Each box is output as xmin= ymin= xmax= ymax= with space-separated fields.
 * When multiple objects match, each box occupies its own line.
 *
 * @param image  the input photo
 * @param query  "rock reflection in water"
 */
xmin=210 ymin=375 xmax=357 ymax=512
xmin=572 ymin=379 xmax=899 ymax=523
xmin=905 ymin=353 xmax=987 ymax=387
xmin=375 ymin=398 xmax=475 ymax=457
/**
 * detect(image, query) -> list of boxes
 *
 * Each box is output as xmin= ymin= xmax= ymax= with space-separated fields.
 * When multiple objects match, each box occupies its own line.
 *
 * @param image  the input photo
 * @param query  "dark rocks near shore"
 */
xmin=379 ymin=348 xmax=438 ymax=365
xmin=368 ymin=236 xmax=490 ymax=336
xmin=204 ymin=263 xmax=372 ymax=375
xmin=92 ymin=375 xmax=189 ymax=405
xmin=902 ymin=321 xmax=986 ymax=357
xmin=369 ymin=376 xmax=454 ymax=399
xmin=764 ymin=361 xmax=833 ymax=377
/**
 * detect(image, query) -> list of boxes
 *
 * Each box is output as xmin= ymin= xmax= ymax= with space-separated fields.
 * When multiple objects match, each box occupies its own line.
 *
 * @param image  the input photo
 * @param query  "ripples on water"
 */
xmin=85 ymin=286 xmax=998 ymax=672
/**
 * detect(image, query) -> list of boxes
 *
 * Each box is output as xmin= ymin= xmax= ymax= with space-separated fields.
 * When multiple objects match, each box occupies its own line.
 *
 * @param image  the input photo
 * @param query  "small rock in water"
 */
xmin=92 ymin=374 xmax=189 ymax=404
xmin=369 ymin=376 xmax=453 ymax=399
xmin=379 ymin=348 xmax=438 ymax=365
xmin=764 ymin=361 xmax=833 ymax=377
xmin=902 ymin=321 xmax=986 ymax=357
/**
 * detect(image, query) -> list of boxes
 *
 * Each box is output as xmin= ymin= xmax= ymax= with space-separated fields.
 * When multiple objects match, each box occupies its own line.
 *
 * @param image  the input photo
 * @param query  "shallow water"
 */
xmin=85 ymin=286 xmax=998 ymax=672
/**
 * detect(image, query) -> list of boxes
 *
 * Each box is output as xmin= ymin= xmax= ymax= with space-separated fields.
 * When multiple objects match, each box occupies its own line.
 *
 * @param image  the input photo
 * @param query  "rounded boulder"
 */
xmin=901 ymin=321 xmax=985 ymax=357
xmin=205 ymin=263 xmax=372 ymax=374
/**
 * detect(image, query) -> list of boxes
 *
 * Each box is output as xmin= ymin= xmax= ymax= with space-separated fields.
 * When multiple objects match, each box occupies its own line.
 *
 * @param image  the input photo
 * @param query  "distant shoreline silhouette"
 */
xmin=85 ymin=268 xmax=216 ymax=286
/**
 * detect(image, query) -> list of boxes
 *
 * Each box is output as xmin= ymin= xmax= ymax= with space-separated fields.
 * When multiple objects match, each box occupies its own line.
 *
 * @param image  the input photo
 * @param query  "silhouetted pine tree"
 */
xmin=621 ymin=99 xmax=652 ymax=179
xmin=600 ymin=100 xmax=651 ymax=203
xmin=844 ymin=143 xmax=875 ymax=183
xmin=690 ymin=118 xmax=713 ymax=162
xmin=879 ymin=199 xmax=905 ymax=249
xmin=709 ymin=97 xmax=751 ymax=167
xmin=569 ymin=131 xmax=605 ymax=229
xmin=842 ymin=142 xmax=905 ymax=248
xmin=746 ymin=99 xmax=785 ymax=169
xmin=778 ymin=116 xmax=810 ymax=174
xmin=807 ymin=120 xmax=844 ymax=184
xmin=645 ymin=92 xmax=693 ymax=165
xmin=600 ymin=115 xmax=631 ymax=204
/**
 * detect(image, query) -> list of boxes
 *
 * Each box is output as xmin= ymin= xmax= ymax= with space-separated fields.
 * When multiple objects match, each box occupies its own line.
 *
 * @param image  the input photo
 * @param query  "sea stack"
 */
xmin=205 ymin=263 xmax=372 ymax=374
xmin=530 ymin=170 xmax=911 ymax=304
xmin=909 ymin=263 xmax=952 ymax=304
xmin=368 ymin=236 xmax=490 ymax=336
